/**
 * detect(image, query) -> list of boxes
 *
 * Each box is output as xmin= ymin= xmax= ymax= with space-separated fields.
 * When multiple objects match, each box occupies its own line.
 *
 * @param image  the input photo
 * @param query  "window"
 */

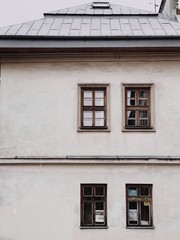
xmin=79 ymin=85 xmax=108 ymax=130
xmin=92 ymin=2 xmax=110 ymax=8
xmin=126 ymin=184 xmax=153 ymax=228
xmin=81 ymin=184 xmax=107 ymax=228
xmin=124 ymin=85 xmax=153 ymax=130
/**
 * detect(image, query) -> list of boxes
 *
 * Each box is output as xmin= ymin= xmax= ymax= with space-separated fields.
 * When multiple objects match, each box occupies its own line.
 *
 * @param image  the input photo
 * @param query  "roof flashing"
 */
xmin=92 ymin=2 xmax=110 ymax=9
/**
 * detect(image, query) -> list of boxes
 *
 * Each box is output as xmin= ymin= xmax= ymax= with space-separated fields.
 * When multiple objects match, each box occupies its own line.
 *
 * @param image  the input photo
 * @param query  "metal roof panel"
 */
xmin=1 ymin=2 xmax=180 ymax=39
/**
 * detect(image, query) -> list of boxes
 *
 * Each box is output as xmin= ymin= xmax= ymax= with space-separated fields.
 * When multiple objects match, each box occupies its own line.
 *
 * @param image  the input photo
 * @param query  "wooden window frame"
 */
xmin=123 ymin=84 xmax=154 ymax=130
xmin=79 ymin=84 xmax=109 ymax=130
xmin=80 ymin=184 xmax=107 ymax=228
xmin=126 ymin=184 xmax=153 ymax=228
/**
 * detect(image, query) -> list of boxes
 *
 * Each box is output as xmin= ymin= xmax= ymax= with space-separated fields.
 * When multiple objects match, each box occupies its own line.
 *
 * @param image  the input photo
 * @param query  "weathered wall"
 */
xmin=0 ymin=60 xmax=180 ymax=157
xmin=0 ymin=163 xmax=179 ymax=240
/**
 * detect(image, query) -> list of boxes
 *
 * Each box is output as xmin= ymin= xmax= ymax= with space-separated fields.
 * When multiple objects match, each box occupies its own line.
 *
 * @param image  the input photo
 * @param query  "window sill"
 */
xmin=122 ymin=128 xmax=156 ymax=133
xmin=77 ymin=128 xmax=111 ymax=132
xmin=126 ymin=226 xmax=155 ymax=229
xmin=80 ymin=226 xmax=108 ymax=229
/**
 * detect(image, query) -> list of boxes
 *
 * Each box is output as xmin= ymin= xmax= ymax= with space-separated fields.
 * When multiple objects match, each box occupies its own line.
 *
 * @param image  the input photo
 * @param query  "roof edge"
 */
xmin=1 ymin=34 xmax=180 ymax=41
xmin=43 ymin=13 xmax=158 ymax=17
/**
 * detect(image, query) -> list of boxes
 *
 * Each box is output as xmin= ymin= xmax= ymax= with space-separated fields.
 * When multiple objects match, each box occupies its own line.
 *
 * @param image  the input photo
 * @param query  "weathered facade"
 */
xmin=0 ymin=1 xmax=180 ymax=240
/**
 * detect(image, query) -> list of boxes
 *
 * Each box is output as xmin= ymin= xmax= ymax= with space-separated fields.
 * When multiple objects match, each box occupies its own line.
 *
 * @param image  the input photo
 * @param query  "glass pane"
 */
xmin=128 ymin=187 xmax=138 ymax=196
xmin=127 ymin=99 xmax=135 ymax=106
xmin=95 ymin=119 xmax=104 ymax=127
xmin=139 ymin=90 xmax=147 ymax=98
xmin=83 ymin=119 xmax=93 ymax=127
xmin=140 ymin=187 xmax=149 ymax=196
xmin=95 ymin=202 xmax=104 ymax=224
xmin=95 ymin=99 xmax=104 ymax=106
xmin=96 ymin=202 xmax=104 ymax=210
xmin=127 ymin=90 xmax=135 ymax=98
xmin=139 ymin=100 xmax=147 ymax=106
xmin=139 ymin=111 xmax=147 ymax=118
xmin=141 ymin=202 xmax=150 ymax=225
xmin=84 ymin=187 xmax=92 ymax=196
xmin=139 ymin=119 xmax=148 ymax=126
xmin=95 ymin=111 xmax=104 ymax=118
xmin=84 ymin=91 xmax=93 ymax=106
xmin=128 ymin=202 xmax=138 ymax=225
xmin=95 ymin=90 xmax=104 ymax=106
xmin=84 ymin=111 xmax=93 ymax=118
xmin=84 ymin=99 xmax=92 ymax=106
xmin=84 ymin=91 xmax=92 ymax=98
xmin=84 ymin=202 xmax=93 ymax=225
xmin=128 ymin=120 xmax=136 ymax=126
xmin=95 ymin=187 xmax=104 ymax=196
xmin=128 ymin=111 xmax=136 ymax=119
xmin=95 ymin=91 xmax=104 ymax=98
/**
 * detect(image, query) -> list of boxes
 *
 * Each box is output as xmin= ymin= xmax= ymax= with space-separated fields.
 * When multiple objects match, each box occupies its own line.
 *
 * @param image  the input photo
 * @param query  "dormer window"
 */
xmin=92 ymin=2 xmax=110 ymax=9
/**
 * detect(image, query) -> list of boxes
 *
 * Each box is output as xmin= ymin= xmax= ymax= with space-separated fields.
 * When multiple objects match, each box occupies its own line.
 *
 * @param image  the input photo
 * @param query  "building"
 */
xmin=0 ymin=0 xmax=180 ymax=239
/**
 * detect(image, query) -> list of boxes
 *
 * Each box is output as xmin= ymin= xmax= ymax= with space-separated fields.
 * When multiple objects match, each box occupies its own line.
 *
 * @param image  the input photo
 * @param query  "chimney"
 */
xmin=159 ymin=0 xmax=178 ymax=19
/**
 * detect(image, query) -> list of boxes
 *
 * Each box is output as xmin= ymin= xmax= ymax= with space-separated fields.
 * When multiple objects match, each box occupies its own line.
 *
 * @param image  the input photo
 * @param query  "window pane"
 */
xmin=128 ymin=202 xmax=138 ymax=224
xmin=139 ymin=119 xmax=148 ymax=126
xmin=140 ymin=187 xmax=149 ymax=196
xmin=127 ymin=111 xmax=136 ymax=126
xmin=95 ymin=202 xmax=104 ymax=224
xmin=95 ymin=111 xmax=104 ymax=127
xmin=84 ymin=91 xmax=93 ymax=98
xmin=128 ymin=187 xmax=138 ymax=196
xmin=84 ymin=187 xmax=92 ymax=196
xmin=128 ymin=111 xmax=136 ymax=118
xmin=84 ymin=99 xmax=93 ymax=106
xmin=84 ymin=202 xmax=93 ymax=225
xmin=127 ymin=99 xmax=136 ymax=106
xmin=95 ymin=119 xmax=104 ymax=127
xmin=96 ymin=202 xmax=104 ymax=210
xmin=139 ymin=100 xmax=147 ymax=106
xmin=83 ymin=119 xmax=93 ymax=126
xmin=95 ymin=111 xmax=104 ymax=118
xmin=95 ymin=91 xmax=104 ymax=98
xmin=95 ymin=91 xmax=104 ymax=106
xmin=139 ymin=111 xmax=147 ymax=118
xmin=139 ymin=90 xmax=147 ymax=98
xmin=95 ymin=99 xmax=104 ymax=106
xmin=127 ymin=90 xmax=135 ymax=98
xmin=141 ymin=202 xmax=150 ymax=225
xmin=84 ymin=91 xmax=93 ymax=106
xmin=127 ymin=90 xmax=136 ymax=106
xmin=83 ymin=111 xmax=93 ymax=126
xmin=95 ymin=187 xmax=104 ymax=196
xmin=84 ymin=111 xmax=93 ymax=118
xmin=128 ymin=120 xmax=136 ymax=126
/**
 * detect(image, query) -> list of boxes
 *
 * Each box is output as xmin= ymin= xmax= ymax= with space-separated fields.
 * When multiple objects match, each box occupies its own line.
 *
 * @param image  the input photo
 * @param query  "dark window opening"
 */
xmin=126 ymin=184 xmax=153 ymax=227
xmin=81 ymin=184 xmax=107 ymax=227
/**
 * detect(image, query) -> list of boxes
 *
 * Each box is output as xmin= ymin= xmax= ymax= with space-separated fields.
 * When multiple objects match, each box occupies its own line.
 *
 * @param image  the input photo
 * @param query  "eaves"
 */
xmin=1 ymin=35 xmax=180 ymax=49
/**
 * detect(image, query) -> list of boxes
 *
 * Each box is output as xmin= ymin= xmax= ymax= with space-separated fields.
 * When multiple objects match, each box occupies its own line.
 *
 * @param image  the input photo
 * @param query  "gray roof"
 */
xmin=44 ymin=3 xmax=155 ymax=16
xmin=1 ymin=1 xmax=180 ymax=52
xmin=1 ymin=2 xmax=180 ymax=39
xmin=1 ymin=16 xmax=180 ymax=38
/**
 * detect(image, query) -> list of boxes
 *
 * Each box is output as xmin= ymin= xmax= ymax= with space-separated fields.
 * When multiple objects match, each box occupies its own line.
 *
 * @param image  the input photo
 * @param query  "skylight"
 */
xmin=92 ymin=2 xmax=110 ymax=9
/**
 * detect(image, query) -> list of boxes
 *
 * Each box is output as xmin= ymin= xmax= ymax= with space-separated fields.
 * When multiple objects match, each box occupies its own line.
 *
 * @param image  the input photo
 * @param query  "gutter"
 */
xmin=1 ymin=37 xmax=180 ymax=49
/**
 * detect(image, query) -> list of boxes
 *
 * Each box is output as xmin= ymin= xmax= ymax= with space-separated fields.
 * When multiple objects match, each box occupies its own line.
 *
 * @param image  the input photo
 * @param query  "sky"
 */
xmin=0 ymin=0 xmax=162 ymax=28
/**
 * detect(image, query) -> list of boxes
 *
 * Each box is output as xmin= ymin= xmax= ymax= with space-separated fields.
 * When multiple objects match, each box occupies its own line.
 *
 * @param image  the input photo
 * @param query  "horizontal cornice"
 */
xmin=0 ymin=156 xmax=180 ymax=165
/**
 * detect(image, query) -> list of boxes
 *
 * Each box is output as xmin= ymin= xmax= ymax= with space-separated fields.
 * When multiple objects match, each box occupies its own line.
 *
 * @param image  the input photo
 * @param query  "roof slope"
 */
xmin=0 ymin=2 xmax=180 ymax=38
xmin=44 ymin=3 xmax=155 ymax=16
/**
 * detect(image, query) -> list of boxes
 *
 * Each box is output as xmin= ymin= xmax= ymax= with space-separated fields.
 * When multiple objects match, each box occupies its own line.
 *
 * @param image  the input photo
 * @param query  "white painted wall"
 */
xmin=0 ymin=60 xmax=180 ymax=157
xmin=0 ymin=164 xmax=179 ymax=240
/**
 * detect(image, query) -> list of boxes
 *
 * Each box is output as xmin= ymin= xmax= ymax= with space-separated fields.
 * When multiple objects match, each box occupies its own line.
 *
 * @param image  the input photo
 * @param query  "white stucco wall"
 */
xmin=0 ymin=164 xmax=179 ymax=240
xmin=0 ymin=60 xmax=180 ymax=157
